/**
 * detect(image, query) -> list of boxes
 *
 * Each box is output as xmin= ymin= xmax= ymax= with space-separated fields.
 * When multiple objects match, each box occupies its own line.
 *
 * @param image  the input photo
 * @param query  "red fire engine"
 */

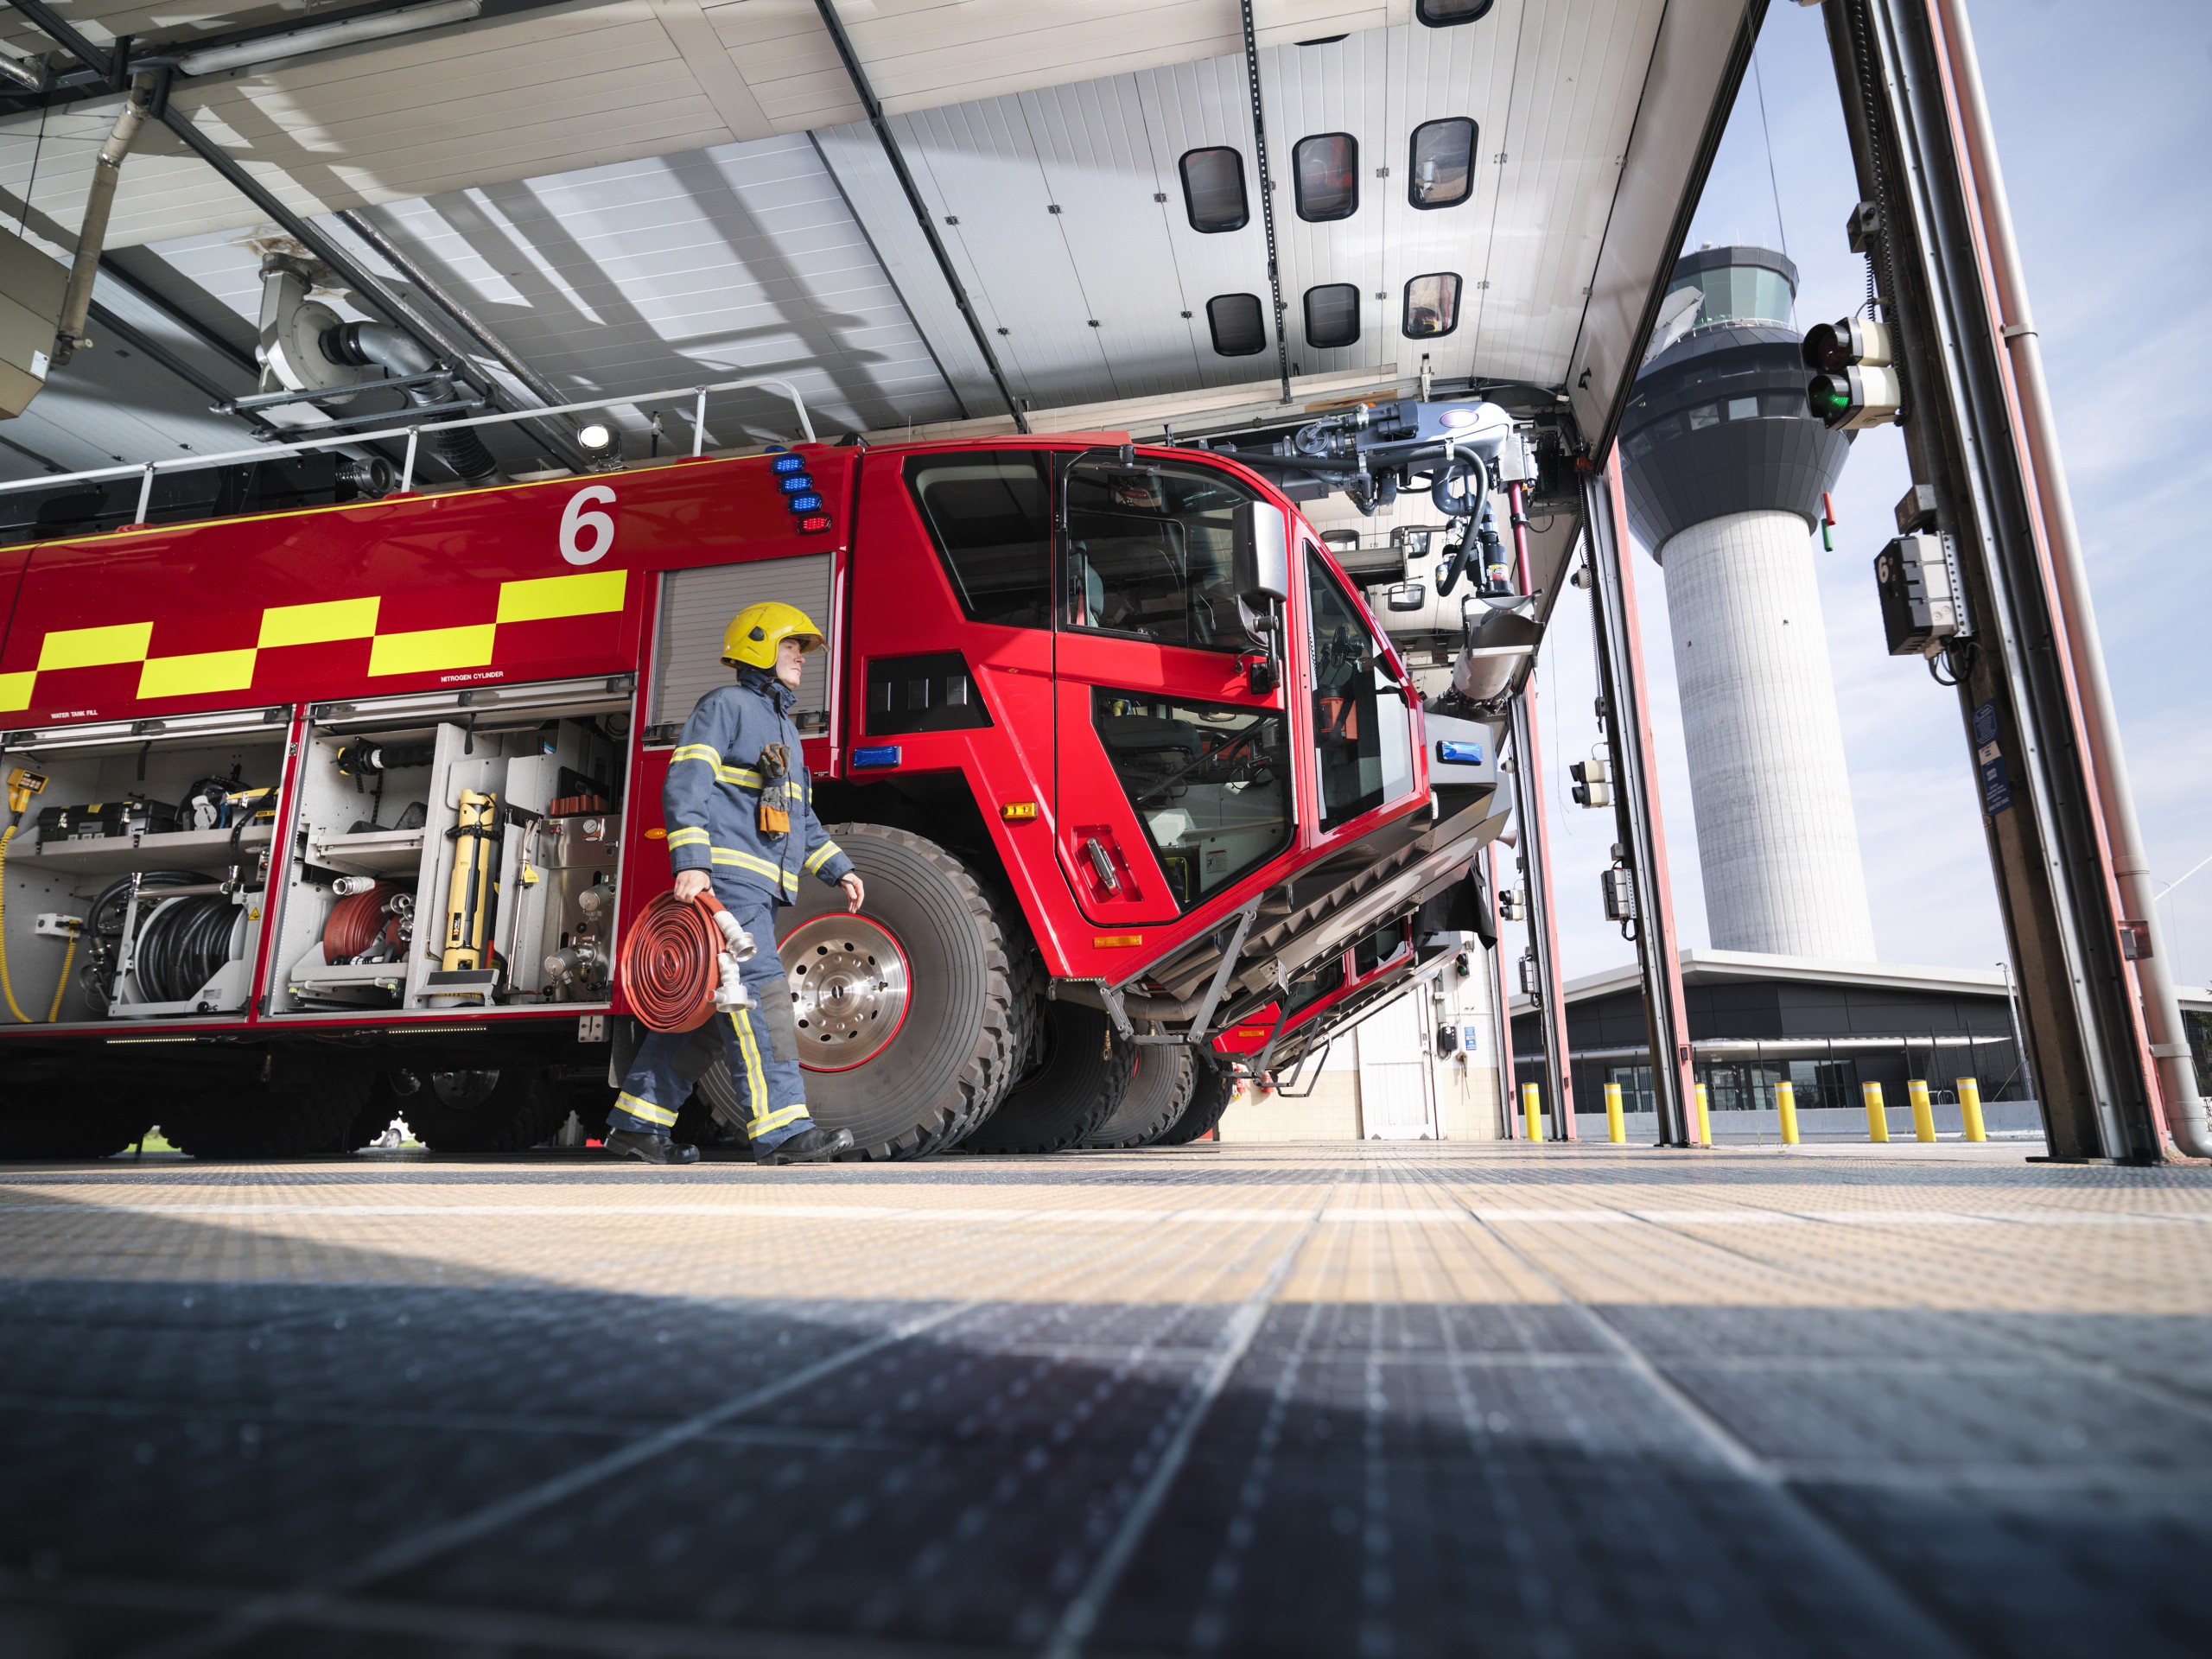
xmin=0 ymin=404 xmax=1506 ymax=1160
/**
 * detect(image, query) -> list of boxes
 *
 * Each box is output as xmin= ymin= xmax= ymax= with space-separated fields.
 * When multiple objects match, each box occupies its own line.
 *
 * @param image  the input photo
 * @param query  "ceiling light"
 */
xmin=575 ymin=422 xmax=613 ymax=450
xmin=177 ymin=0 xmax=484 ymax=78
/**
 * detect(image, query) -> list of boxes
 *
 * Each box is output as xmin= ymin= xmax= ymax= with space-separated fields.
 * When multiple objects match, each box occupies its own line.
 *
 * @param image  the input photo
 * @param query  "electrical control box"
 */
xmin=1874 ymin=531 xmax=1964 ymax=658
xmin=0 ymin=223 xmax=65 ymax=419
xmin=1602 ymin=867 xmax=1637 ymax=922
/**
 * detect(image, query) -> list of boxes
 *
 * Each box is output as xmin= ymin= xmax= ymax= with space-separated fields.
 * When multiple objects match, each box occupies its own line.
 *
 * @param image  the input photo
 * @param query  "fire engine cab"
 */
xmin=0 ymin=410 xmax=1521 ymax=1160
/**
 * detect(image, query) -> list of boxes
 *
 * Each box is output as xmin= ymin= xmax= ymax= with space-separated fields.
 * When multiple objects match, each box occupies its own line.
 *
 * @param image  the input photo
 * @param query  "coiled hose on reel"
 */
xmin=84 ymin=873 xmax=232 ymax=1008
xmin=619 ymin=890 xmax=733 ymax=1033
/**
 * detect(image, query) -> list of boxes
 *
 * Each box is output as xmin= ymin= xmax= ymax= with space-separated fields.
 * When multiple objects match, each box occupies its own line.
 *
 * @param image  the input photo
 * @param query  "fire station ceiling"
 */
xmin=0 ymin=0 xmax=1755 ymax=480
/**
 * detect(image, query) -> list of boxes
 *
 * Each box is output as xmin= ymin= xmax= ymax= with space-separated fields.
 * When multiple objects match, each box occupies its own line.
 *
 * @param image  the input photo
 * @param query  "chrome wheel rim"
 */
xmin=782 ymin=914 xmax=911 ymax=1071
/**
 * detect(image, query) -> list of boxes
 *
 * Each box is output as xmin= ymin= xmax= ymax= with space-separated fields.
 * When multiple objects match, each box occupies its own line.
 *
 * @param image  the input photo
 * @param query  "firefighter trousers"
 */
xmin=609 ymin=889 xmax=816 ymax=1151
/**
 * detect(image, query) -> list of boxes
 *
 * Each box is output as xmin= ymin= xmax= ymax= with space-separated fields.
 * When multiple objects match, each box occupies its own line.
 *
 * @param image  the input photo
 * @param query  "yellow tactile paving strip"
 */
xmin=0 ymin=1140 xmax=2207 ymax=1656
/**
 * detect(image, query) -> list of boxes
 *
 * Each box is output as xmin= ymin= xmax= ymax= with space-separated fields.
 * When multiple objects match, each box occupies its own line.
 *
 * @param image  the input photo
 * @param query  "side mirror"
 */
xmin=1386 ymin=582 xmax=1427 ymax=612
xmin=1235 ymin=501 xmax=1292 ymax=610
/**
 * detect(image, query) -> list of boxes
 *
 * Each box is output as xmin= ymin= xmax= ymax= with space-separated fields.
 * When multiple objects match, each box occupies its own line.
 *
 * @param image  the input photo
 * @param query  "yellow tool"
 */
xmin=6 ymin=767 xmax=45 ymax=815
xmin=442 ymin=790 xmax=499 ymax=972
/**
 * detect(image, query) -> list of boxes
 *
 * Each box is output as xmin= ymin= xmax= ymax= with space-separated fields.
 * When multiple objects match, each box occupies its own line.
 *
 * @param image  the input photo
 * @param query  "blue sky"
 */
xmin=1535 ymin=0 xmax=2212 ymax=990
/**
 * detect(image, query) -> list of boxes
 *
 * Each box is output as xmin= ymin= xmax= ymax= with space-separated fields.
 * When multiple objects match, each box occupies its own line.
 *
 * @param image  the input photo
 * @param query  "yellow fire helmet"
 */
xmin=721 ymin=601 xmax=826 ymax=670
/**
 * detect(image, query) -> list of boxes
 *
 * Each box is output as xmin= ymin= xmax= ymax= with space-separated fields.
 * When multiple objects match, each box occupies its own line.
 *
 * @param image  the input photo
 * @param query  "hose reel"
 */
xmin=618 ymin=890 xmax=757 ymax=1032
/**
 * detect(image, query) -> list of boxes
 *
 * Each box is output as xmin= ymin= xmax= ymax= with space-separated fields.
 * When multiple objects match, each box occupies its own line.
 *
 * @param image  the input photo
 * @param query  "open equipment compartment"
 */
xmin=0 ymin=705 xmax=291 ymax=1026
xmin=267 ymin=676 xmax=632 ymax=1016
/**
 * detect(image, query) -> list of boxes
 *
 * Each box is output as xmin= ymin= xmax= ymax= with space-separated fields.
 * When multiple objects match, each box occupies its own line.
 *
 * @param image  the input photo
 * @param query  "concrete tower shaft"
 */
xmin=1621 ymin=245 xmax=1877 ymax=960
xmin=1662 ymin=510 xmax=1878 ymax=958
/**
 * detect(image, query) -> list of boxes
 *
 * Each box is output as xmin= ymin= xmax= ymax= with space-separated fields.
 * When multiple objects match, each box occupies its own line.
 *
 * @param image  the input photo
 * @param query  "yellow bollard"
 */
xmin=1863 ymin=1081 xmax=1889 ymax=1142
xmin=1605 ymin=1081 xmax=1625 ymax=1144
xmin=1694 ymin=1083 xmax=1712 ymax=1148
xmin=1775 ymin=1078 xmax=1800 ymax=1147
xmin=1908 ymin=1079 xmax=1936 ymax=1142
xmin=1956 ymin=1077 xmax=1986 ymax=1142
xmin=1522 ymin=1081 xmax=1542 ymax=1143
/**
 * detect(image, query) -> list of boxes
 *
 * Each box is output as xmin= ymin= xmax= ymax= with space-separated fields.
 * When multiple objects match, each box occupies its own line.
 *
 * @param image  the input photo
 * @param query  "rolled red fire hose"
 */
xmin=618 ymin=889 xmax=733 ymax=1032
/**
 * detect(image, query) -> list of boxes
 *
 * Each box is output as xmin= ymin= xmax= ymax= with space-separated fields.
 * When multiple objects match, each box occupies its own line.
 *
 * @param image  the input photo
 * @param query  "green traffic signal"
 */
xmin=1808 ymin=374 xmax=1853 ymax=418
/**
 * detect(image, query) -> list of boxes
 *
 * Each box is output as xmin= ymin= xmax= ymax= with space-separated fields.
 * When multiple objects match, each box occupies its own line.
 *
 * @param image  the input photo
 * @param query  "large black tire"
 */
xmin=0 ymin=1102 xmax=153 ymax=1160
xmin=1082 ymin=1040 xmax=1196 ymax=1148
xmin=397 ymin=1067 xmax=570 ymax=1154
xmin=1153 ymin=1052 xmax=1237 ymax=1145
xmin=162 ymin=1054 xmax=372 ymax=1159
xmin=964 ymin=999 xmax=1135 ymax=1154
xmin=773 ymin=825 xmax=1024 ymax=1160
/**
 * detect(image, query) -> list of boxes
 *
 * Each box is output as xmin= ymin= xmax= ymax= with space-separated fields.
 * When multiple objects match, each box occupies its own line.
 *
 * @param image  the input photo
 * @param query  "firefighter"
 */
xmin=605 ymin=601 xmax=863 ymax=1166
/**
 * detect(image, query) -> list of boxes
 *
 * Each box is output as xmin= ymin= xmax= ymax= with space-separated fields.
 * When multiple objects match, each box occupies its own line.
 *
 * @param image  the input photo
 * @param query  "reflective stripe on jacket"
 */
xmin=663 ymin=667 xmax=852 ymax=905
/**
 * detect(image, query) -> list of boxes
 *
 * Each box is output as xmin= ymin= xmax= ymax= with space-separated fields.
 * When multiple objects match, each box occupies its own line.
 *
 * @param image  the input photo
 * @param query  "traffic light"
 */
xmin=1499 ymin=887 xmax=1527 ymax=923
xmin=1801 ymin=317 xmax=1904 ymax=429
xmin=1569 ymin=753 xmax=1613 ymax=808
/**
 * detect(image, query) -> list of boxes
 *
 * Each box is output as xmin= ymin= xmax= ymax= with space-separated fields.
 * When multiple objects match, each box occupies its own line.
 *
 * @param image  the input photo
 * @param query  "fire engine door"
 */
xmin=1052 ymin=454 xmax=1295 ymax=926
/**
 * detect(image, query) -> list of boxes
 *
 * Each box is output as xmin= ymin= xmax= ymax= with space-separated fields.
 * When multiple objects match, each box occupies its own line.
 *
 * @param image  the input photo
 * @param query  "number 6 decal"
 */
xmin=560 ymin=484 xmax=617 ymax=565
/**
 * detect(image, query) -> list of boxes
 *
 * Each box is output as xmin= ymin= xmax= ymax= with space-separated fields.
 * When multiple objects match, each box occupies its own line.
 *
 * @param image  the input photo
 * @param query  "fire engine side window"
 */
xmin=904 ymin=453 xmax=1054 ymax=629
xmin=1092 ymin=687 xmax=1292 ymax=909
xmin=1352 ymin=919 xmax=1405 ymax=977
xmin=1308 ymin=551 xmax=1415 ymax=830
xmin=1063 ymin=460 xmax=1261 ymax=652
xmin=1287 ymin=954 xmax=1347 ymax=1014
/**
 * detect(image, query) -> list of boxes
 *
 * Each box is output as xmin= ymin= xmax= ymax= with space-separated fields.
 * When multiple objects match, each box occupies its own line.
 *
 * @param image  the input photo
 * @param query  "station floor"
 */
xmin=1 ymin=1140 xmax=2208 ymax=1658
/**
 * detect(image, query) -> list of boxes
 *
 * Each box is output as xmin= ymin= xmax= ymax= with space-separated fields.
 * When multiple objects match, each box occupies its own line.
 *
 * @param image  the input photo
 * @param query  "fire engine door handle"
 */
xmin=1084 ymin=837 xmax=1121 ymax=894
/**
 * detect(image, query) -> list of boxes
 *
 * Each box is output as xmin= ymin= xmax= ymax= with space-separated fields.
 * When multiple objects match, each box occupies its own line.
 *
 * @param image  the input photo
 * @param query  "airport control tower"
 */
xmin=1618 ymin=246 xmax=1878 ymax=960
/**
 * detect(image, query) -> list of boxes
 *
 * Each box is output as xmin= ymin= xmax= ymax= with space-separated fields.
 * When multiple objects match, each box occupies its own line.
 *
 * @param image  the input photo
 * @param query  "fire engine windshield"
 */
xmin=1063 ymin=459 xmax=1266 ymax=652
xmin=905 ymin=453 xmax=1055 ymax=628
xmin=1093 ymin=688 xmax=1292 ymax=908
xmin=1307 ymin=551 xmax=1415 ymax=830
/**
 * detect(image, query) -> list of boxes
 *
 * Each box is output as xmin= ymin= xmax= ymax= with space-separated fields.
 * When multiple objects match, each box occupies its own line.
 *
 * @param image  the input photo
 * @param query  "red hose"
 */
xmin=325 ymin=886 xmax=390 ymax=960
xmin=619 ymin=890 xmax=729 ymax=1032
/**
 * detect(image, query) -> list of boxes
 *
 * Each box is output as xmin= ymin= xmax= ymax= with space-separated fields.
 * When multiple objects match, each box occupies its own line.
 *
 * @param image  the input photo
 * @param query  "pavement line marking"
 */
xmin=2 ymin=1201 xmax=2202 ymax=1228
xmin=1040 ymin=1180 xmax=1339 ymax=1659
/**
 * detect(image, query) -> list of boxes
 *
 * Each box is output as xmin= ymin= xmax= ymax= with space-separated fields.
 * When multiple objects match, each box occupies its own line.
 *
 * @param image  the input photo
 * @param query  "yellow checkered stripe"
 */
xmin=748 ymin=1103 xmax=809 ymax=1138
xmin=0 ymin=569 xmax=626 ymax=713
xmin=711 ymin=846 xmax=798 ymax=891
xmin=804 ymin=840 xmax=842 ymax=874
xmin=613 ymin=1090 xmax=677 ymax=1128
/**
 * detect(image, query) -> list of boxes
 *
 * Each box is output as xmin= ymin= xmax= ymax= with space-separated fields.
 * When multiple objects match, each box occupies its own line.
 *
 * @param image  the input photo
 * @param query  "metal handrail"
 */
xmin=0 ymin=374 xmax=819 ymax=522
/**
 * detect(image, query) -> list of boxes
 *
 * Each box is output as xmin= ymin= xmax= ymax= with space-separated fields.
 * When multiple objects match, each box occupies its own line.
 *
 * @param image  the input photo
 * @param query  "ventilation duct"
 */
xmin=321 ymin=321 xmax=500 ymax=485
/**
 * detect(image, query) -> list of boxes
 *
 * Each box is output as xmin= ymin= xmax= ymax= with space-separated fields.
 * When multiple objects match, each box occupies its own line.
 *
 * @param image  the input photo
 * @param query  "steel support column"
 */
xmin=1822 ymin=0 xmax=2162 ymax=1160
xmin=1508 ymin=686 xmax=1574 ymax=1139
xmin=1485 ymin=841 xmax=1520 ymax=1140
xmin=1585 ymin=466 xmax=1698 ymax=1147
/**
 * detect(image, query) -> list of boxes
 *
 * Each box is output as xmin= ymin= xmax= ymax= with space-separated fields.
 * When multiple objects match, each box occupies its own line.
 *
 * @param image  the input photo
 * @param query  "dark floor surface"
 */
xmin=1 ymin=1141 xmax=2207 ymax=1657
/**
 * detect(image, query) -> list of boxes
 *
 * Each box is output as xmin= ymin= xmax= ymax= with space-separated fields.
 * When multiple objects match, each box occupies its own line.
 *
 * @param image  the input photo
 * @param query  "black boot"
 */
xmin=606 ymin=1130 xmax=700 ymax=1166
xmin=757 ymin=1126 xmax=854 ymax=1166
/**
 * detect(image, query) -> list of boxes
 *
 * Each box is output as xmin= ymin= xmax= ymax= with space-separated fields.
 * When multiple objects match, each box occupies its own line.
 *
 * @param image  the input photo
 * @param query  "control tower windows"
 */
xmin=1402 ymin=272 xmax=1461 ymax=339
xmin=1408 ymin=118 xmax=1476 ymax=209
xmin=905 ymin=453 xmax=1053 ymax=629
xmin=1304 ymin=283 xmax=1362 ymax=349
xmin=1417 ymin=0 xmax=1496 ymax=24
xmin=1293 ymin=133 xmax=1358 ymax=222
xmin=1206 ymin=292 xmax=1267 ymax=357
xmin=1179 ymin=147 xmax=1249 ymax=233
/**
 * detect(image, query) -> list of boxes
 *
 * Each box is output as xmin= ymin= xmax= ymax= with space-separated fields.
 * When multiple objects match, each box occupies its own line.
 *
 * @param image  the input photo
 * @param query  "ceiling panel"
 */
xmin=1469 ymin=0 xmax=1663 ymax=385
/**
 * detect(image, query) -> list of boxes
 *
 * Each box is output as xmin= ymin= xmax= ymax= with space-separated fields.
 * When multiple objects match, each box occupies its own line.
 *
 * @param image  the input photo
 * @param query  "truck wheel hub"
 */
xmin=784 ymin=916 xmax=910 ymax=1070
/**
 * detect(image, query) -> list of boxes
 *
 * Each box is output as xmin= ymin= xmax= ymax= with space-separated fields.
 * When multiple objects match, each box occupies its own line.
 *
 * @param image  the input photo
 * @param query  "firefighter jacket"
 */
xmin=663 ymin=667 xmax=852 ymax=906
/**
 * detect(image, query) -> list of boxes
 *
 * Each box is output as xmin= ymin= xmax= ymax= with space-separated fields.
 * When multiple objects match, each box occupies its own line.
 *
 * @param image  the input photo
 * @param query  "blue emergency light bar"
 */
xmin=785 ymin=493 xmax=823 ymax=512
xmin=779 ymin=474 xmax=814 ymax=493
xmin=1436 ymin=739 xmax=1484 ymax=766
xmin=852 ymin=746 xmax=901 ymax=769
xmin=772 ymin=454 xmax=806 ymax=474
